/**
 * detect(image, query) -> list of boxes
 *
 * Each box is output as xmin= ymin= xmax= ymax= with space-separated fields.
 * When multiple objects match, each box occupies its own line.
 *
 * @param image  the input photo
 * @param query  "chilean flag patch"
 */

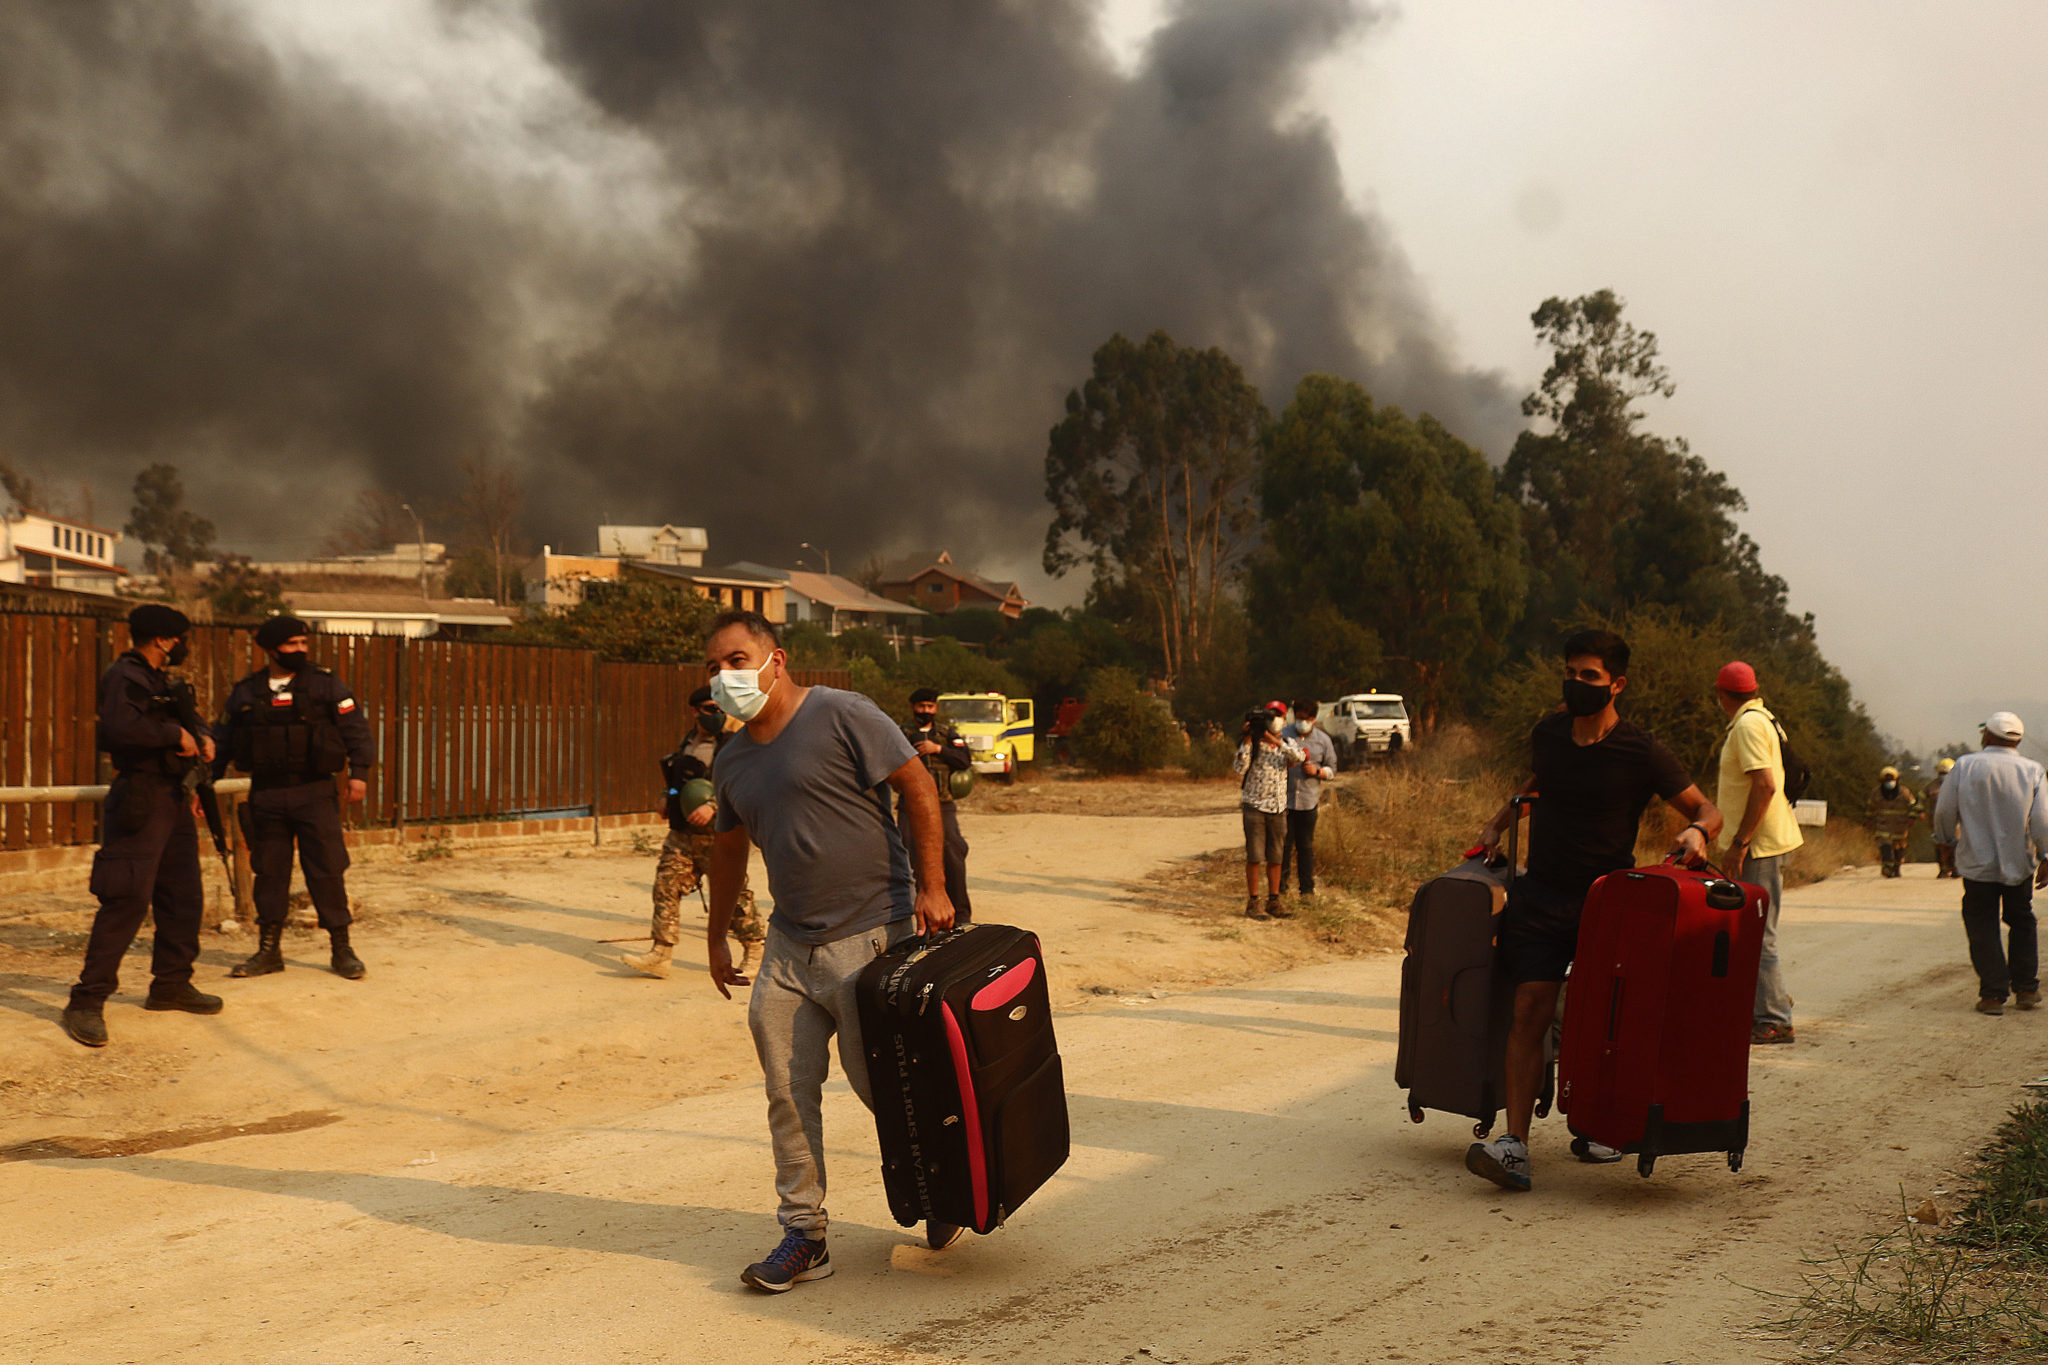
xmin=271 ymin=694 xmax=293 ymax=707
xmin=337 ymin=698 xmax=356 ymax=712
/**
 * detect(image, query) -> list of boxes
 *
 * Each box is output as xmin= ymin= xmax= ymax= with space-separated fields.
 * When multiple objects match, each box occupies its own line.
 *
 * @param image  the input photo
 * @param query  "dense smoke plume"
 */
xmin=0 ymin=0 xmax=1514 ymax=577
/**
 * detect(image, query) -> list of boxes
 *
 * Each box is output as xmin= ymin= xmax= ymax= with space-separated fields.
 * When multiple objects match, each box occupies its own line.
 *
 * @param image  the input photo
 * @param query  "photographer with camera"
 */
xmin=1234 ymin=700 xmax=1307 ymax=920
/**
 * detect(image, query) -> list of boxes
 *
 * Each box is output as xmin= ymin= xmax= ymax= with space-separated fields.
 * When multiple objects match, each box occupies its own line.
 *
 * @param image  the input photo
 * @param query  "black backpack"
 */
xmin=1767 ymin=713 xmax=1812 ymax=804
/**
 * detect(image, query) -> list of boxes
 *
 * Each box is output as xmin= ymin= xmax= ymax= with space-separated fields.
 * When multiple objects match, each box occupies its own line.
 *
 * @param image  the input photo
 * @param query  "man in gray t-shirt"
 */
xmin=714 ymin=687 xmax=917 ymax=943
xmin=700 ymin=610 xmax=958 ymax=1293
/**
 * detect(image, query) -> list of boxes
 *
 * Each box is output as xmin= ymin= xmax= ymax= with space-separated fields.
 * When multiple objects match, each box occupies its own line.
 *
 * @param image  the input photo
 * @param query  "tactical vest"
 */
xmin=231 ymin=686 xmax=348 ymax=780
xmin=660 ymin=735 xmax=720 ymax=827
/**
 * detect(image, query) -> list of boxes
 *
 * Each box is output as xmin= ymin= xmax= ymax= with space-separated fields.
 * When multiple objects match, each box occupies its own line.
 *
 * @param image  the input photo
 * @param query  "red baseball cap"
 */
xmin=1265 ymin=699 xmax=1288 ymax=712
xmin=1716 ymin=660 xmax=1757 ymax=693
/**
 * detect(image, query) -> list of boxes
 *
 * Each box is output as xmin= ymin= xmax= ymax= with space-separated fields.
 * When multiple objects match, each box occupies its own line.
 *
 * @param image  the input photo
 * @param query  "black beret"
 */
xmin=688 ymin=684 xmax=714 ymax=707
xmin=127 ymin=604 xmax=190 ymax=641
xmin=254 ymin=616 xmax=311 ymax=651
xmin=908 ymin=687 xmax=941 ymax=705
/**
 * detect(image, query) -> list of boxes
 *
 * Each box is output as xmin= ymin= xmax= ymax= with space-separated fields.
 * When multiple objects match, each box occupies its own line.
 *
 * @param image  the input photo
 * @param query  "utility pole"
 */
xmin=799 ymin=541 xmax=831 ymax=577
xmin=401 ymin=502 xmax=427 ymax=600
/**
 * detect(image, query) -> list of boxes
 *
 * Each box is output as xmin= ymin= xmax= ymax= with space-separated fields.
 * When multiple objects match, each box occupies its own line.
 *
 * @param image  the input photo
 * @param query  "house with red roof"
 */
xmin=876 ymin=550 xmax=1029 ymax=620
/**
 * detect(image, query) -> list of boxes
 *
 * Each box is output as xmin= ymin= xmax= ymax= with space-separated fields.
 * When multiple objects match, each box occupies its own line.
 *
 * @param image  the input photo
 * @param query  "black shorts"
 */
xmin=1497 ymin=875 xmax=1589 ymax=986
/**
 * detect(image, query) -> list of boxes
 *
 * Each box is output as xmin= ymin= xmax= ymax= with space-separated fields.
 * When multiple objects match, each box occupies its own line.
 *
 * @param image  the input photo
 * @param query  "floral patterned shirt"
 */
xmin=1234 ymin=735 xmax=1306 ymax=814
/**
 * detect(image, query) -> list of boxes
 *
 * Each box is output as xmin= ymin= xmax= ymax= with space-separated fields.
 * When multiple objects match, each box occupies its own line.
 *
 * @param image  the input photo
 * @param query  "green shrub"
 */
xmin=891 ymin=636 xmax=1022 ymax=701
xmin=504 ymin=579 xmax=714 ymax=663
xmin=1180 ymin=727 xmax=1237 ymax=779
xmin=1073 ymin=667 xmax=1183 ymax=774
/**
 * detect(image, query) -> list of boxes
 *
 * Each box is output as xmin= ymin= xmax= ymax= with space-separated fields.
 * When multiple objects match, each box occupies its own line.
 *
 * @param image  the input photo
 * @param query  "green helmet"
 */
xmin=680 ymin=777 xmax=715 ymax=811
xmin=948 ymin=766 xmax=976 ymax=801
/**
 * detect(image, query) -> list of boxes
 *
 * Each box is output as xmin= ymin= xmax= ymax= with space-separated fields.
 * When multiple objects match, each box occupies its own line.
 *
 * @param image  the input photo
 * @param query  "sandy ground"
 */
xmin=0 ymin=791 xmax=2040 ymax=1364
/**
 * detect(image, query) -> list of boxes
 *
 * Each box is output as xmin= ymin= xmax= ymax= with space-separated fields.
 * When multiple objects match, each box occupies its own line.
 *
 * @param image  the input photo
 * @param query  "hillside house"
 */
xmin=0 ymin=508 xmax=125 ymax=596
xmin=526 ymin=524 xmax=710 ymax=609
xmin=725 ymin=562 xmax=926 ymax=635
xmin=877 ymin=550 xmax=1028 ymax=619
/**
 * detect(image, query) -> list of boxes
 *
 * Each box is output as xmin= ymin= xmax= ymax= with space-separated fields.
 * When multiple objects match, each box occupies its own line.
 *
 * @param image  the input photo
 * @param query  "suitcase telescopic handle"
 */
xmin=1507 ymin=794 xmax=1535 ymax=884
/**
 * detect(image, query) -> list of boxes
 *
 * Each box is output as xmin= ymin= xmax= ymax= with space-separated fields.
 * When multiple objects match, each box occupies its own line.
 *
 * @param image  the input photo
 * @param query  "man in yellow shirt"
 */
xmin=1714 ymin=661 xmax=1805 ymax=1045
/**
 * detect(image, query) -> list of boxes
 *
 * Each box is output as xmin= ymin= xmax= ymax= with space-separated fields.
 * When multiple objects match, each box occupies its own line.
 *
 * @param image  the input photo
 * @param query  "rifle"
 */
xmin=165 ymin=677 xmax=236 ymax=892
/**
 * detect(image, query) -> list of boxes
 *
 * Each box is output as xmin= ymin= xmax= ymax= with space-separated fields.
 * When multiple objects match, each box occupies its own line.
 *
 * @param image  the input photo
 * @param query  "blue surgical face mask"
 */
xmin=711 ymin=656 xmax=778 ymax=722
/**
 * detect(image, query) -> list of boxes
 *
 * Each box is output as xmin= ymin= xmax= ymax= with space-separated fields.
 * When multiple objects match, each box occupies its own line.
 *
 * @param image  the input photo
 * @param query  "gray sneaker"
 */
xmin=1465 ymin=1133 xmax=1532 ymax=1191
xmin=1571 ymin=1136 xmax=1624 ymax=1164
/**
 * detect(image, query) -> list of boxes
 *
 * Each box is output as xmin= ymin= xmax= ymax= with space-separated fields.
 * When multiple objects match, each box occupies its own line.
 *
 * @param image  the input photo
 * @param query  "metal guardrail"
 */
xmin=0 ymin=779 xmax=253 ymax=804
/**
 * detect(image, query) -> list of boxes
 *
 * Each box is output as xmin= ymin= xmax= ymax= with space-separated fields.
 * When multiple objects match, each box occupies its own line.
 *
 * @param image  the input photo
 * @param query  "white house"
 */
xmin=285 ymin=591 xmax=520 ymax=639
xmin=724 ymin=562 xmax=927 ymax=636
xmin=0 ymin=508 xmax=125 ymax=596
xmin=526 ymin=523 xmax=711 ymax=608
xmin=595 ymin=524 xmax=706 ymax=565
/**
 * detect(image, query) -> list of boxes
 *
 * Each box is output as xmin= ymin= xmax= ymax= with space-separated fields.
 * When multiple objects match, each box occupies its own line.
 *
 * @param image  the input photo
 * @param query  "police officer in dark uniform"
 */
xmin=211 ymin=615 xmax=377 ymax=980
xmin=61 ymin=604 xmax=222 ymax=1048
xmin=901 ymin=687 xmax=974 ymax=923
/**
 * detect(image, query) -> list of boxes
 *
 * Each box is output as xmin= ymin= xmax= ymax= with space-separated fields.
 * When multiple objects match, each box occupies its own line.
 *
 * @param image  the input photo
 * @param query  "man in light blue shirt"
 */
xmin=1932 ymin=711 xmax=2048 ymax=1015
xmin=1281 ymin=699 xmax=1341 ymax=899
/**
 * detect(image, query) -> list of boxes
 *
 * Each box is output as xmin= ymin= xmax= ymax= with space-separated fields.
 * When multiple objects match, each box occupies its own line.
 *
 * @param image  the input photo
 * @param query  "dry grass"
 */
xmin=1786 ymin=818 xmax=1877 ymax=888
xmin=1169 ymin=723 xmax=1882 ymax=953
xmin=1768 ymin=1103 xmax=2048 ymax=1363
xmin=971 ymin=770 xmax=1240 ymax=819
xmin=1306 ymin=727 xmax=1513 ymax=936
xmin=1635 ymin=805 xmax=1874 ymax=889
xmin=1158 ymin=725 xmax=1515 ymax=956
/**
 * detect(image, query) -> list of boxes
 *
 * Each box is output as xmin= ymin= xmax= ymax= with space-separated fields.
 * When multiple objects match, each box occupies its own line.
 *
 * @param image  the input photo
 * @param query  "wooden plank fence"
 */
xmin=0 ymin=611 xmax=849 ymax=849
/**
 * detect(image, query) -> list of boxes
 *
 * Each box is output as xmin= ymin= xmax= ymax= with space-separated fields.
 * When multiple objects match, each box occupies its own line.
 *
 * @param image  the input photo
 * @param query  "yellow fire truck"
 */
xmin=937 ymin=692 xmax=1036 ymax=781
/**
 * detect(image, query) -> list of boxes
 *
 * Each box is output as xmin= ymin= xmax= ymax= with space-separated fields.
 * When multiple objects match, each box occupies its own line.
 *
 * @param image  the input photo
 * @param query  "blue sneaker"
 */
xmin=1465 ymin=1134 xmax=1532 ymax=1191
xmin=741 ymin=1230 xmax=832 ymax=1292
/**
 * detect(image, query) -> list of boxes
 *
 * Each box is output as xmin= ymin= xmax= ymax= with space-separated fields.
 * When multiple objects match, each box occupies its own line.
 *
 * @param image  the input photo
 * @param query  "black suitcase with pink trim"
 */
xmin=856 ymin=924 xmax=1069 ymax=1234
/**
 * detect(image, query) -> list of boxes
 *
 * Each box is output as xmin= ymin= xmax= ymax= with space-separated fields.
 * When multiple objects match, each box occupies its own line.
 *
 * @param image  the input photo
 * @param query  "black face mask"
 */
xmin=914 ymin=712 xmax=937 ymax=728
xmin=165 ymin=639 xmax=189 ymax=668
xmin=697 ymin=710 xmax=722 ymax=734
xmin=1562 ymin=677 xmax=1613 ymax=718
xmin=274 ymin=649 xmax=311 ymax=674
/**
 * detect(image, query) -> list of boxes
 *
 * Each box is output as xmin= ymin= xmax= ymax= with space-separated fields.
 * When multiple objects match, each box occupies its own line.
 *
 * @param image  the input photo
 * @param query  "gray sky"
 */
xmin=1264 ymin=0 xmax=2046 ymax=752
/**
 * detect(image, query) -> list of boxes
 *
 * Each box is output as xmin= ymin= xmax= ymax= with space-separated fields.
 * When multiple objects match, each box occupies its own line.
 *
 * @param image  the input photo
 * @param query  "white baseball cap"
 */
xmin=1983 ymin=711 xmax=2025 ymax=741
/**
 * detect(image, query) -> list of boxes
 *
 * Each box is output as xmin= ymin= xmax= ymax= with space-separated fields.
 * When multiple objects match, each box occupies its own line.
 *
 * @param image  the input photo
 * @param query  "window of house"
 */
xmin=927 ymin=581 xmax=943 ymax=594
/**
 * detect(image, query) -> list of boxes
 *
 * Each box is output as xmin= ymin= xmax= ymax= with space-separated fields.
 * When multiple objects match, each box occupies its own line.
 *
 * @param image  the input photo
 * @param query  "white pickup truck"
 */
xmin=1321 ymin=693 xmax=1412 ymax=767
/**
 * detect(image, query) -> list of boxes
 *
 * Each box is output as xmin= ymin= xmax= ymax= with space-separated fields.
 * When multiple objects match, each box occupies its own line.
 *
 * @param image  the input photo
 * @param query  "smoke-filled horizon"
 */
xmin=0 ymin=0 xmax=1516 ymax=579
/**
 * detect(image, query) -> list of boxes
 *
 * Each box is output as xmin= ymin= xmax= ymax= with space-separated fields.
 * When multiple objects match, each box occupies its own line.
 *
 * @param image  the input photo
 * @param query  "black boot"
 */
xmin=231 ymin=925 xmax=285 ymax=978
xmin=62 ymin=1003 xmax=108 ymax=1047
xmin=329 ymin=927 xmax=366 ymax=981
xmin=145 ymin=982 xmax=224 ymax=1014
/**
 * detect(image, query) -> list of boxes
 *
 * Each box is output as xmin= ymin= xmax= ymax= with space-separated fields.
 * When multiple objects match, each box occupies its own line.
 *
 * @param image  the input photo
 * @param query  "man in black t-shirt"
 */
xmin=1465 ymin=629 xmax=1724 ymax=1193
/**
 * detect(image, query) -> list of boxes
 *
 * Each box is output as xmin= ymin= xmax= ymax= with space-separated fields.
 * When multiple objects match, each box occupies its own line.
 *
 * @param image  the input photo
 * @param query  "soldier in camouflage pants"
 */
xmin=623 ymin=687 xmax=764 ymax=978
xmin=650 ymin=828 xmax=762 ymax=962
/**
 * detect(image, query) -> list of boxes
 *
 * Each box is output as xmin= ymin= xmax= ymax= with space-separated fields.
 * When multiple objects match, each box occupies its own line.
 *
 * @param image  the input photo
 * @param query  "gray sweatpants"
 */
xmin=1744 ymin=852 xmax=1791 ymax=1027
xmin=747 ymin=919 xmax=913 ymax=1238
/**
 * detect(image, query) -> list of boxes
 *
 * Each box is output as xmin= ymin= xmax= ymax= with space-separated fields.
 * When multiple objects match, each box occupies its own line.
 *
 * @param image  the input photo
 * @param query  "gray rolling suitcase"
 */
xmin=1393 ymin=796 xmax=1553 ymax=1137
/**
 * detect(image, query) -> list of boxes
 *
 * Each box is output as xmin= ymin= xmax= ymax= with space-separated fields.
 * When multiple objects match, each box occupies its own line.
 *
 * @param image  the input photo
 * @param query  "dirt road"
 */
xmin=1 ymin=796 xmax=2040 ymax=1363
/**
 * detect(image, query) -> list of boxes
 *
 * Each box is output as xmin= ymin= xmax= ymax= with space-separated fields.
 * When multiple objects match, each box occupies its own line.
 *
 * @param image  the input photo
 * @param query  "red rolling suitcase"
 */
xmin=856 ymin=924 xmax=1069 ymax=1234
xmin=1557 ymin=864 xmax=1766 ymax=1177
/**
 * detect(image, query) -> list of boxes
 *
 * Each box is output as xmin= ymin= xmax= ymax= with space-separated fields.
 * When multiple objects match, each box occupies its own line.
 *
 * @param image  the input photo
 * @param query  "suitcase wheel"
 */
xmin=1407 ymin=1103 xmax=1425 ymax=1125
xmin=1727 ymin=1150 xmax=1744 ymax=1174
xmin=1534 ymin=1098 xmax=1551 ymax=1119
xmin=1471 ymin=1119 xmax=1490 ymax=1139
xmin=1636 ymin=1154 xmax=1656 ymax=1179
